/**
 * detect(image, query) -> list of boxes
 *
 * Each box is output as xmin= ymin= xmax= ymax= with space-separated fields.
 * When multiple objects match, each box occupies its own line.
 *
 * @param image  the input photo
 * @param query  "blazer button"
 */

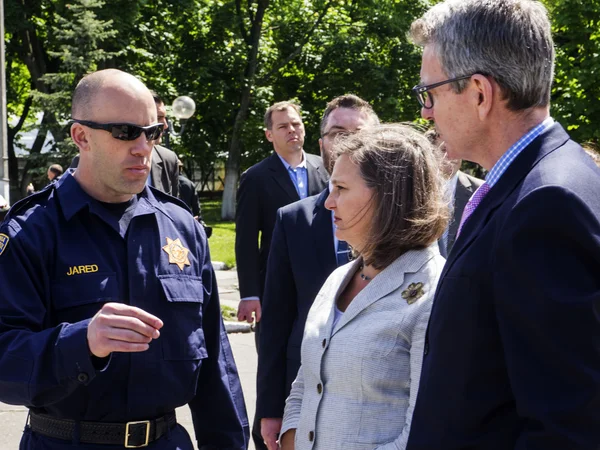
xmin=322 ymin=339 xmax=326 ymax=348
xmin=309 ymin=431 xmax=315 ymax=442
xmin=424 ymin=341 xmax=429 ymax=356
xmin=317 ymin=383 xmax=323 ymax=394
xmin=77 ymin=373 xmax=89 ymax=383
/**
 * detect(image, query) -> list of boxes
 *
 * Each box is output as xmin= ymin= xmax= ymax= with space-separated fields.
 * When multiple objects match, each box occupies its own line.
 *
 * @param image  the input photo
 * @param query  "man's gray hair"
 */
xmin=410 ymin=0 xmax=555 ymax=111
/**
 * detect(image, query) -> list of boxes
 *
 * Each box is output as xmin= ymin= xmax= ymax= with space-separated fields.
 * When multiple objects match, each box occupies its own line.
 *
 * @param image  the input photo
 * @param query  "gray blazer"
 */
xmin=281 ymin=243 xmax=445 ymax=450
xmin=151 ymin=145 xmax=179 ymax=197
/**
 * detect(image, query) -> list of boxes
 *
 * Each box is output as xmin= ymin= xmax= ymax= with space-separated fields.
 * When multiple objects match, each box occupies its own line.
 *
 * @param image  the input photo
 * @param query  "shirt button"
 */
xmin=77 ymin=373 xmax=89 ymax=383
xmin=308 ymin=431 xmax=315 ymax=442
xmin=322 ymin=339 xmax=326 ymax=348
xmin=317 ymin=383 xmax=323 ymax=394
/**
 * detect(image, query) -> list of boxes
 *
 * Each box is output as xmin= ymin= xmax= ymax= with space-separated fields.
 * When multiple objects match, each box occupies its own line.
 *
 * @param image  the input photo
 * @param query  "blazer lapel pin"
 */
xmin=402 ymin=282 xmax=425 ymax=305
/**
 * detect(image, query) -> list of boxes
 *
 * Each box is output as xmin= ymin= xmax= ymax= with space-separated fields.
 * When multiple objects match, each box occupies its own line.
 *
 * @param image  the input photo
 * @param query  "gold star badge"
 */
xmin=162 ymin=237 xmax=191 ymax=271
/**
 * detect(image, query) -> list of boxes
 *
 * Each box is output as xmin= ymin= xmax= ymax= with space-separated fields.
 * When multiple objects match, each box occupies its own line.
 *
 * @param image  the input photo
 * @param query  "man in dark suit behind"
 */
xmin=425 ymin=129 xmax=484 ymax=257
xmin=150 ymin=91 xmax=179 ymax=197
xmin=234 ymin=101 xmax=328 ymax=450
xmin=257 ymin=95 xmax=380 ymax=450
xmin=406 ymin=1 xmax=600 ymax=449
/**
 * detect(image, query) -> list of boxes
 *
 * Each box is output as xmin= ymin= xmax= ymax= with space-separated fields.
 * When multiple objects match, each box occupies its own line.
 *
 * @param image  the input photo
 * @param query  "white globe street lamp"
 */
xmin=169 ymin=96 xmax=196 ymax=137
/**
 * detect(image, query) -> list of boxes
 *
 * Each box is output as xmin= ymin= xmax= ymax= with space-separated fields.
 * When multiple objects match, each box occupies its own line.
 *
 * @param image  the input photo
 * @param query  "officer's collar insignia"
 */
xmin=162 ymin=237 xmax=191 ymax=270
xmin=0 ymin=234 xmax=9 ymax=256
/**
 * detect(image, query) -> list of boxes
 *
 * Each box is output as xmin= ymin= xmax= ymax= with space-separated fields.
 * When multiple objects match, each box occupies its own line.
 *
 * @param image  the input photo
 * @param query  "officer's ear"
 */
xmin=70 ymin=123 xmax=91 ymax=151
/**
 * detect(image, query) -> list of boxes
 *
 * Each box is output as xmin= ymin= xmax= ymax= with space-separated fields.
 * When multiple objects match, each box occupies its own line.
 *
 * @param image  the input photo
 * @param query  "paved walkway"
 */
xmin=0 ymin=269 xmax=258 ymax=450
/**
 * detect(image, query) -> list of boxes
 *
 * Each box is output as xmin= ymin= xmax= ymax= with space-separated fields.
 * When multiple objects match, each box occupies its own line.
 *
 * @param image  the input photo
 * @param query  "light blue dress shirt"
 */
xmin=277 ymin=152 xmax=309 ymax=199
xmin=486 ymin=117 xmax=554 ymax=187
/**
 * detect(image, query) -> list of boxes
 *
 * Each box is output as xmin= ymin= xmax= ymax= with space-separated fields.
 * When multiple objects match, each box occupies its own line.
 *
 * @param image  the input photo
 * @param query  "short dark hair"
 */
xmin=320 ymin=94 xmax=379 ymax=136
xmin=149 ymin=90 xmax=164 ymax=105
xmin=333 ymin=124 xmax=449 ymax=270
xmin=264 ymin=101 xmax=302 ymax=130
xmin=48 ymin=164 xmax=64 ymax=177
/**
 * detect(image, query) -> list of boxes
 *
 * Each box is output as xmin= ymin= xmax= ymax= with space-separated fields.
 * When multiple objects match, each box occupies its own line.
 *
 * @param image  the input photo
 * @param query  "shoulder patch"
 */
xmin=0 ymin=233 xmax=9 ymax=256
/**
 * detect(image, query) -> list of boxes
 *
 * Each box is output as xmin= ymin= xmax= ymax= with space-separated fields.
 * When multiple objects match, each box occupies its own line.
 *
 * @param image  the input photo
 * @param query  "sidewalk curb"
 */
xmin=212 ymin=261 xmax=230 ymax=271
xmin=225 ymin=321 xmax=254 ymax=334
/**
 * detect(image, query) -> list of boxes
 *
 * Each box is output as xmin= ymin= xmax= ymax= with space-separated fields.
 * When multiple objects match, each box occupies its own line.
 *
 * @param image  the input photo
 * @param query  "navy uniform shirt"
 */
xmin=0 ymin=170 xmax=249 ymax=449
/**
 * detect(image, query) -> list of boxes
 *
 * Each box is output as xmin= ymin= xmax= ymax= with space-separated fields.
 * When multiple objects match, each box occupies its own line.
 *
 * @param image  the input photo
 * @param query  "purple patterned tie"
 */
xmin=456 ymin=182 xmax=490 ymax=237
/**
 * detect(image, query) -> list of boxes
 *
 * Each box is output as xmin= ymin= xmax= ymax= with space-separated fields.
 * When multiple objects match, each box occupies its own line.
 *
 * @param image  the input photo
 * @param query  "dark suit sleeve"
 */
xmin=235 ymin=171 xmax=262 ymax=298
xmin=165 ymin=152 xmax=180 ymax=198
xmin=256 ymin=209 xmax=298 ymax=419
xmin=494 ymin=186 xmax=600 ymax=449
xmin=191 ymin=188 xmax=201 ymax=218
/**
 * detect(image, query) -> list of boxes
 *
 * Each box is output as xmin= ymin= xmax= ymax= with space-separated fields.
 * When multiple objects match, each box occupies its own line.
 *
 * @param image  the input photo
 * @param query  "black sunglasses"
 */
xmin=70 ymin=119 xmax=165 ymax=141
xmin=412 ymin=74 xmax=476 ymax=109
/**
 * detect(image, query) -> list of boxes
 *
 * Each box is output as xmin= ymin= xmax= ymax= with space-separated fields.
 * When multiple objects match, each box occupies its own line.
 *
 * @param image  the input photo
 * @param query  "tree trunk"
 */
xmin=221 ymin=0 xmax=269 ymax=220
xmin=221 ymin=86 xmax=251 ymax=220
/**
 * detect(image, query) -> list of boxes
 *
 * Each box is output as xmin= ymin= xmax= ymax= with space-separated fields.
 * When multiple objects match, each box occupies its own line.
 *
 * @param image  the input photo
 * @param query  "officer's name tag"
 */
xmin=67 ymin=264 xmax=99 ymax=276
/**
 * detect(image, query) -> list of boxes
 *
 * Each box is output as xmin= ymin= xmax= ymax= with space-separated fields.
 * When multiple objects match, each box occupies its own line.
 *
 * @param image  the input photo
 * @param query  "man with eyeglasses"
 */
xmin=0 ymin=69 xmax=249 ymax=450
xmin=256 ymin=94 xmax=379 ymax=450
xmin=405 ymin=1 xmax=600 ymax=449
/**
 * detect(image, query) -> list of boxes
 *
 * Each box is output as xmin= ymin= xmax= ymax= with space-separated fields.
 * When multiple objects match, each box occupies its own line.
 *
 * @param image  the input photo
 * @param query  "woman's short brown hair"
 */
xmin=333 ymin=123 xmax=449 ymax=270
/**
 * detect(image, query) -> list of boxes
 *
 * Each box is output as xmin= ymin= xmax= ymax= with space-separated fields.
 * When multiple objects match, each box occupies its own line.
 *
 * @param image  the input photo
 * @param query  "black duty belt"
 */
xmin=29 ymin=410 xmax=177 ymax=448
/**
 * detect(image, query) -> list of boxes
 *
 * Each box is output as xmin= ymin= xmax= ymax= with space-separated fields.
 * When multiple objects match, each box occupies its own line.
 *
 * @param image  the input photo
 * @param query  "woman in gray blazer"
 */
xmin=279 ymin=124 xmax=449 ymax=450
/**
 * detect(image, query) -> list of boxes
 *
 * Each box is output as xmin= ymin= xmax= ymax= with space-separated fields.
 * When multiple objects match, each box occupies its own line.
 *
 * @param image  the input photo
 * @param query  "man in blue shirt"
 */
xmin=0 ymin=69 xmax=249 ymax=449
xmin=234 ymin=101 xmax=328 ymax=450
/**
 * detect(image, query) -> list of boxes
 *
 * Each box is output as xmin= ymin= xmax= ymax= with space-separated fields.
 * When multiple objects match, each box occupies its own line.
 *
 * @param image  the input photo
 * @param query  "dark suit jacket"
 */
xmin=439 ymin=171 xmax=484 ymax=258
xmin=407 ymin=123 xmax=600 ymax=450
xmin=151 ymin=145 xmax=179 ymax=197
xmin=178 ymin=175 xmax=201 ymax=217
xmin=256 ymin=188 xmax=337 ymax=419
xmin=235 ymin=153 xmax=328 ymax=299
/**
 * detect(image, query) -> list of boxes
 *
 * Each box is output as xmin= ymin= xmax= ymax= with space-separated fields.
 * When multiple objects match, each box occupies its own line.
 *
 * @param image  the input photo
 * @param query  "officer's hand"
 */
xmin=87 ymin=303 xmax=163 ymax=358
xmin=261 ymin=417 xmax=282 ymax=450
xmin=237 ymin=299 xmax=261 ymax=323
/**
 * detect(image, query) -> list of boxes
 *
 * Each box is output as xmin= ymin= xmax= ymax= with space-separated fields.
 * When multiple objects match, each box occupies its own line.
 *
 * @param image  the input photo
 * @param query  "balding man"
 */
xmin=0 ymin=69 xmax=249 ymax=450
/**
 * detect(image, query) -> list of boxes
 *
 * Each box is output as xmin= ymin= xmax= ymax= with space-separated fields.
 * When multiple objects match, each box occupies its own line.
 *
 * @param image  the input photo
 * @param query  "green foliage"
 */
xmin=5 ymin=0 xmax=600 ymax=199
xmin=544 ymin=0 xmax=600 ymax=144
xmin=221 ymin=304 xmax=238 ymax=321
xmin=33 ymin=0 xmax=120 ymax=123
xmin=203 ymin=200 xmax=236 ymax=267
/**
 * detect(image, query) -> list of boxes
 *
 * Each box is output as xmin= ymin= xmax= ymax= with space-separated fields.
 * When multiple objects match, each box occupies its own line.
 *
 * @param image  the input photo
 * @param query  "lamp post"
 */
xmin=0 ymin=0 xmax=10 ymax=205
xmin=163 ymin=96 xmax=196 ymax=148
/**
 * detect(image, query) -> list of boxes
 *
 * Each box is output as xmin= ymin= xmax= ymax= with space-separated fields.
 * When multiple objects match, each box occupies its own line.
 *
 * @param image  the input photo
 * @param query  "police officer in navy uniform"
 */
xmin=0 ymin=69 xmax=249 ymax=449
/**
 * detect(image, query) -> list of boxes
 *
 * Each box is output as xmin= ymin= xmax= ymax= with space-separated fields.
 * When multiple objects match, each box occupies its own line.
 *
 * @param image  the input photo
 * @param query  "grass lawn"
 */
xmin=202 ymin=199 xmax=236 ymax=268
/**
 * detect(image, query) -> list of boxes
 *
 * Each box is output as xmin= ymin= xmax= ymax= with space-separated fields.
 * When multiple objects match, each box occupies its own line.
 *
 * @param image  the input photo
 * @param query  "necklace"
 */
xmin=359 ymin=264 xmax=372 ymax=281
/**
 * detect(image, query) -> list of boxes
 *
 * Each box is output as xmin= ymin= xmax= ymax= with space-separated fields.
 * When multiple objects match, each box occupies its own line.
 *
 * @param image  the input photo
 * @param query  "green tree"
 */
xmin=544 ymin=0 xmax=600 ymax=144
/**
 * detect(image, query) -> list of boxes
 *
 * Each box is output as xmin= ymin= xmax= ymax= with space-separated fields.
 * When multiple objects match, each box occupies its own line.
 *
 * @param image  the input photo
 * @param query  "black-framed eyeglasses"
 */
xmin=70 ymin=119 xmax=165 ymax=141
xmin=412 ymin=74 xmax=476 ymax=109
xmin=322 ymin=128 xmax=355 ymax=140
